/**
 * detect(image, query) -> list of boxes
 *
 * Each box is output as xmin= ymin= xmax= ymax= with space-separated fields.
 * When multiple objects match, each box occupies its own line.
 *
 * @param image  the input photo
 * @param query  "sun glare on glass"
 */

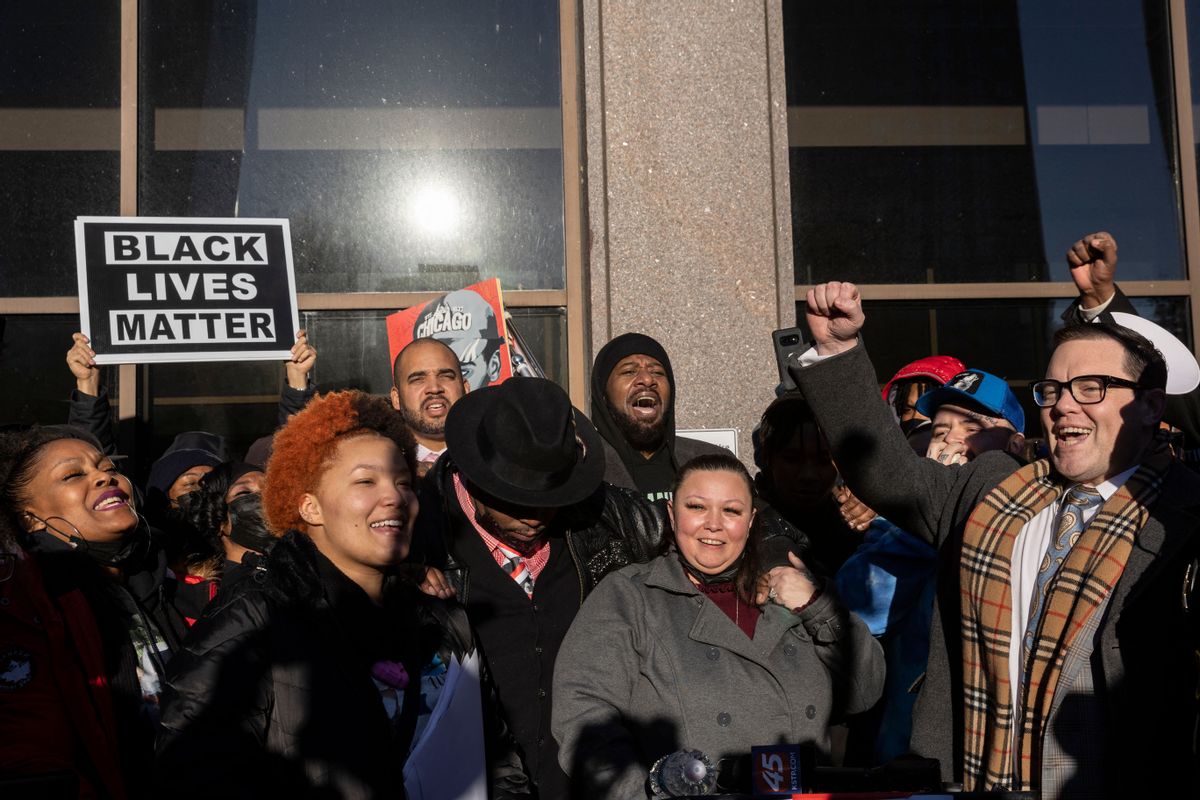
xmin=409 ymin=184 xmax=460 ymax=235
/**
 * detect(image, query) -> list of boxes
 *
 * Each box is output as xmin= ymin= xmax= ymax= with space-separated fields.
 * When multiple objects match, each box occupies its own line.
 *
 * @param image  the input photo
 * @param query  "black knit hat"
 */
xmin=589 ymin=332 xmax=679 ymax=478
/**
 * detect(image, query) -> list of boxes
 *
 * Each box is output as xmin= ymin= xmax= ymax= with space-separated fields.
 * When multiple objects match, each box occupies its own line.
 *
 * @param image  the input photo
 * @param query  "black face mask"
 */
xmin=33 ymin=516 xmax=151 ymax=568
xmin=227 ymin=494 xmax=276 ymax=555
xmin=78 ymin=529 xmax=149 ymax=566
xmin=676 ymin=548 xmax=741 ymax=586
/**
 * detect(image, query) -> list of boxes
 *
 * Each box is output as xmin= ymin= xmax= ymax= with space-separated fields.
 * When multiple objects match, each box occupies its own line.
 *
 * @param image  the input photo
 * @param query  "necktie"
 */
xmin=502 ymin=551 xmax=535 ymax=597
xmin=1022 ymin=485 xmax=1104 ymax=668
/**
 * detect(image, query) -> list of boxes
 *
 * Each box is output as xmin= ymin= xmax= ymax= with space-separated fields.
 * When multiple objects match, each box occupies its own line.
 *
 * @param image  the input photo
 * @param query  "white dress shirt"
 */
xmin=1007 ymin=464 xmax=1138 ymax=706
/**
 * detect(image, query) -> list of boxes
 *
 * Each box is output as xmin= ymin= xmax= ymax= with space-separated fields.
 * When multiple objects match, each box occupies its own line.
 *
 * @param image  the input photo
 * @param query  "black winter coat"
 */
xmin=156 ymin=532 xmax=530 ymax=800
xmin=23 ymin=531 xmax=190 ymax=798
xmin=413 ymin=456 xmax=667 ymax=603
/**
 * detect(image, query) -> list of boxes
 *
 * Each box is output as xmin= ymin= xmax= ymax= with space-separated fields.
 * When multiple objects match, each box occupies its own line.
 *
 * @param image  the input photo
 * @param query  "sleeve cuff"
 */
xmin=1078 ymin=291 xmax=1116 ymax=321
xmin=797 ymin=344 xmax=831 ymax=367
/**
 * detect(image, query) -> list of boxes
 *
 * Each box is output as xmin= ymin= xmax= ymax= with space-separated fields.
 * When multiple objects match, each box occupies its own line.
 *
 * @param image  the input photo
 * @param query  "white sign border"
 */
xmin=75 ymin=216 xmax=301 ymax=366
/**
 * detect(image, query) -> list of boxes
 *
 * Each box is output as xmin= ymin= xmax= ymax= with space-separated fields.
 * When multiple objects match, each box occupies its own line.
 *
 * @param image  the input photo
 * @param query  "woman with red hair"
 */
xmin=156 ymin=390 xmax=528 ymax=799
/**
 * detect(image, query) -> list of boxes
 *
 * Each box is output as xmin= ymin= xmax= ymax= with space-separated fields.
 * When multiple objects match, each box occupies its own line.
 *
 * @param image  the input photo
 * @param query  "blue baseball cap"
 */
xmin=915 ymin=369 xmax=1025 ymax=433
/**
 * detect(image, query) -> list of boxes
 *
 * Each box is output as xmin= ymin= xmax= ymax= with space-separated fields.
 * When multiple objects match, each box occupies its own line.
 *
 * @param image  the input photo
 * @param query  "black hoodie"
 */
xmin=589 ymin=332 xmax=726 ymax=501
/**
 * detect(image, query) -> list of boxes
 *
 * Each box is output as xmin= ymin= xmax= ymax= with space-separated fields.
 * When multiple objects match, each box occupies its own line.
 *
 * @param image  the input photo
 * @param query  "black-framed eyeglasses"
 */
xmin=1031 ymin=375 xmax=1143 ymax=407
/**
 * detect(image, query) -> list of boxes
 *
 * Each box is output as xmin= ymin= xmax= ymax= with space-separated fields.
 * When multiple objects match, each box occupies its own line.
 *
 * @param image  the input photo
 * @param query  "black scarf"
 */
xmin=675 ymin=544 xmax=742 ymax=586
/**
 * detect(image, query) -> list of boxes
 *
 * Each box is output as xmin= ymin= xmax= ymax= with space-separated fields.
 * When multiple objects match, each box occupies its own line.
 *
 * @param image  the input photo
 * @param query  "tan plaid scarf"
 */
xmin=959 ymin=439 xmax=1172 ymax=790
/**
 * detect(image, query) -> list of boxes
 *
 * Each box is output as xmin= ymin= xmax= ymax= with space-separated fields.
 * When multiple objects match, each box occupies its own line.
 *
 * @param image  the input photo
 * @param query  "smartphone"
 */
xmin=772 ymin=326 xmax=807 ymax=393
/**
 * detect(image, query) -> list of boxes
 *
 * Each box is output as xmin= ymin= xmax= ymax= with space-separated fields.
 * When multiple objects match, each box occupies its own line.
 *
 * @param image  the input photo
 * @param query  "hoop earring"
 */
xmin=27 ymin=514 xmax=85 ymax=548
xmin=130 ymin=513 xmax=153 ymax=561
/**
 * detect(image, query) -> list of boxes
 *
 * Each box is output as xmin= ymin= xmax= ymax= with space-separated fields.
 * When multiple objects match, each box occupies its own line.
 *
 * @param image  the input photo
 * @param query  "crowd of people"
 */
xmin=2 ymin=230 xmax=1199 ymax=800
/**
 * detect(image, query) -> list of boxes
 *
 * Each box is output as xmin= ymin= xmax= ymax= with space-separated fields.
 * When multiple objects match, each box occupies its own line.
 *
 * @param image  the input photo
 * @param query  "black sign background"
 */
xmin=75 ymin=217 xmax=298 ymax=364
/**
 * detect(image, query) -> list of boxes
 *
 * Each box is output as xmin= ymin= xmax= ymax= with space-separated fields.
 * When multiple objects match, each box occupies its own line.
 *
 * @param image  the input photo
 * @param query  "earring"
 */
xmin=26 ymin=514 xmax=85 ymax=546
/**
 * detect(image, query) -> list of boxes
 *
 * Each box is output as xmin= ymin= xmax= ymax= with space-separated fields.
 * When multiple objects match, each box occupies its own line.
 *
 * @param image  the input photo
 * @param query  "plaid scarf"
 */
xmin=959 ymin=436 xmax=1172 ymax=790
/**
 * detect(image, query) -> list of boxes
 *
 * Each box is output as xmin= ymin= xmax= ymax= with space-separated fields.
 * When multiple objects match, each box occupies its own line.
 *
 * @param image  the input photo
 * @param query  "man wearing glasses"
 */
xmin=790 ymin=281 xmax=1200 ymax=800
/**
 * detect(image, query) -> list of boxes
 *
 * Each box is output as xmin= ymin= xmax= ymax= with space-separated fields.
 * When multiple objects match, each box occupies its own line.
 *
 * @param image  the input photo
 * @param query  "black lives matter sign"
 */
xmin=74 ymin=217 xmax=299 ymax=364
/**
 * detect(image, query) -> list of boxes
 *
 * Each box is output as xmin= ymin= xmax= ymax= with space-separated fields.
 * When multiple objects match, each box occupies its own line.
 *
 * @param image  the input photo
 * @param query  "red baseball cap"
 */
xmin=881 ymin=355 xmax=966 ymax=402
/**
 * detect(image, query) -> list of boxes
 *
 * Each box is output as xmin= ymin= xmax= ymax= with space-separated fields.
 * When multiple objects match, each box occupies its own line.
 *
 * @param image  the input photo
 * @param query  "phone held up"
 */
xmin=772 ymin=326 xmax=807 ymax=393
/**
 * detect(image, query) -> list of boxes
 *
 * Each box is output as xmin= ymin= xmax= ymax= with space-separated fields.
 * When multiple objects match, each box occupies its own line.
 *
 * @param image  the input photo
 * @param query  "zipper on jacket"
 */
xmin=441 ymin=483 xmax=470 ymax=605
xmin=564 ymin=529 xmax=585 ymax=606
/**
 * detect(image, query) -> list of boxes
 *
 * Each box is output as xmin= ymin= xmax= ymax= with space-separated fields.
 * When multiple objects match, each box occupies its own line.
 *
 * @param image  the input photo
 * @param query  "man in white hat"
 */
xmin=794 ymin=280 xmax=1200 ymax=799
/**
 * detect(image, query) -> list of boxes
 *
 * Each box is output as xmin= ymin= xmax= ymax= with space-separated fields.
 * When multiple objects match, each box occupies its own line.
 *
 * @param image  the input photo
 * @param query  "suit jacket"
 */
xmin=792 ymin=344 xmax=1200 ymax=798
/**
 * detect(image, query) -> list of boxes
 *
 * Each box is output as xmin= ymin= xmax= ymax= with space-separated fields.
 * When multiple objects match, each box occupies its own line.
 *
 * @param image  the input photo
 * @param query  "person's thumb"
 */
xmin=787 ymin=551 xmax=805 ymax=569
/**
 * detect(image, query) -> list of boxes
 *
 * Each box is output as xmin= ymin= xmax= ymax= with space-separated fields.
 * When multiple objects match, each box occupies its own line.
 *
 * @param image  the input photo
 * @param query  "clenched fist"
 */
xmin=1066 ymin=231 xmax=1117 ymax=309
xmin=805 ymin=281 xmax=865 ymax=356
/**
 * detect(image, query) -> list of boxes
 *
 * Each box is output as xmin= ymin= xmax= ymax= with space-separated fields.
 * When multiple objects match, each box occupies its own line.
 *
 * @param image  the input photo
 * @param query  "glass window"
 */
xmin=0 ymin=5 xmax=120 ymax=296
xmin=796 ymin=296 xmax=1191 ymax=429
xmin=785 ymin=2 xmax=1184 ymax=284
xmin=0 ymin=315 xmax=120 ymax=427
xmin=1185 ymin=1 xmax=1200 ymax=194
xmin=139 ymin=1 xmax=566 ymax=293
xmin=298 ymin=307 xmax=567 ymax=394
xmin=142 ymin=306 xmax=567 ymax=459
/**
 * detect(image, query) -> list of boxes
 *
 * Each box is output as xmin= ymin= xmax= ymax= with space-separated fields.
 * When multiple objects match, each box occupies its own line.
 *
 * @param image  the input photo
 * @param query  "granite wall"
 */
xmin=580 ymin=0 xmax=795 ymax=462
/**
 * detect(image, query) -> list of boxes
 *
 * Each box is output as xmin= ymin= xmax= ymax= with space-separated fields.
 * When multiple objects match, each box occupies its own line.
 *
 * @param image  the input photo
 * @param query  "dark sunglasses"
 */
xmin=1031 ymin=374 xmax=1143 ymax=407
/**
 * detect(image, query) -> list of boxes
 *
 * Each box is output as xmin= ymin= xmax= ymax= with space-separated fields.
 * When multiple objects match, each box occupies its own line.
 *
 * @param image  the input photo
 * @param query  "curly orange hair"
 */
xmin=262 ymin=390 xmax=415 ymax=535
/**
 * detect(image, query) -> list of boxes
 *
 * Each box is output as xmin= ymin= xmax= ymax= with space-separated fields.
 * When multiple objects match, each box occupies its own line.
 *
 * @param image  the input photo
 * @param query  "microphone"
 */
xmin=648 ymin=749 xmax=718 ymax=797
xmin=751 ymin=744 xmax=803 ymax=796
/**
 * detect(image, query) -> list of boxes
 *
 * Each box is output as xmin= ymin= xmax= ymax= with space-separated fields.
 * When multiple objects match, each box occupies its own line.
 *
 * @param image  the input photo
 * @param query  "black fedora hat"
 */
xmin=444 ymin=377 xmax=606 ymax=508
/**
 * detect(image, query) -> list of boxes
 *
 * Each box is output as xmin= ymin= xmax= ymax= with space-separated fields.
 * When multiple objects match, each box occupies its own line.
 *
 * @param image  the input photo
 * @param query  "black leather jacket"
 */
xmin=413 ymin=455 xmax=668 ymax=603
xmin=157 ymin=532 xmax=530 ymax=799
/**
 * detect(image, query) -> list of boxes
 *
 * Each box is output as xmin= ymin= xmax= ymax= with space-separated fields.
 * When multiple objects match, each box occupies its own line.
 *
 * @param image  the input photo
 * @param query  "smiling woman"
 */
xmin=552 ymin=453 xmax=885 ymax=798
xmin=0 ymin=425 xmax=190 ymax=797
xmin=157 ymin=391 xmax=531 ymax=800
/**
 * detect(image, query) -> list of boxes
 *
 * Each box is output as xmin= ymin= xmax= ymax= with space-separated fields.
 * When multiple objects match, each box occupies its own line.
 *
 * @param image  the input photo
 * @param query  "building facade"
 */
xmin=3 ymin=1 xmax=1199 ymax=464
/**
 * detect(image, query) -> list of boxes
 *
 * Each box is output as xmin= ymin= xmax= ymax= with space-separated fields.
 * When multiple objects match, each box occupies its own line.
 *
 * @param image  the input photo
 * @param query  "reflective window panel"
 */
xmin=785 ymin=2 xmax=1185 ymax=284
xmin=0 ymin=315 xmax=120 ymax=427
xmin=0 ymin=5 xmax=120 ymax=296
xmin=139 ymin=1 xmax=566 ymax=293
xmin=1184 ymin=0 xmax=1200 ymax=215
xmin=144 ymin=305 xmax=566 ymax=460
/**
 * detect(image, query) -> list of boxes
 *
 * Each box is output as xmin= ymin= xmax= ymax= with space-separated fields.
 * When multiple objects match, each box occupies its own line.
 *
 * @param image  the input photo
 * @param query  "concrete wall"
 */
xmin=580 ymin=0 xmax=794 ymax=462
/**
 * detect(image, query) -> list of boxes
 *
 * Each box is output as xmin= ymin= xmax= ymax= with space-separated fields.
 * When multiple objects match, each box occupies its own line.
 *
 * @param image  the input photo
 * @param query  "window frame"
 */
xmin=788 ymin=0 xmax=1200 ymax=355
xmin=0 ymin=0 xmax=588 ymax=460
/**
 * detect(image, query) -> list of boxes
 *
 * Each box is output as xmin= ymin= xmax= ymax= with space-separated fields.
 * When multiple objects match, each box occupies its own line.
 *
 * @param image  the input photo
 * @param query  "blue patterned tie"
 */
xmin=1022 ymin=485 xmax=1103 ymax=666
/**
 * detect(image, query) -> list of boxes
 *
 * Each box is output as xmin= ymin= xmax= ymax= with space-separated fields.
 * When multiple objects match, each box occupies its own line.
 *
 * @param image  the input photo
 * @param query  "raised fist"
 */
xmin=805 ymin=281 xmax=864 ymax=356
xmin=1066 ymin=231 xmax=1117 ymax=309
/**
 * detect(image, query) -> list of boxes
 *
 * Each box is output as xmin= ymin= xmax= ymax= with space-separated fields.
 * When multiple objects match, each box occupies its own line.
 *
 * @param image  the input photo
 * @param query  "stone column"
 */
xmin=580 ymin=0 xmax=795 ymax=461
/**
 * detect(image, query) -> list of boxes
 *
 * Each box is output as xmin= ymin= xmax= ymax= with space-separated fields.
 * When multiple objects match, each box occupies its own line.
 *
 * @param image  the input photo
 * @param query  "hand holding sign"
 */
xmin=286 ymin=330 xmax=317 ymax=390
xmin=66 ymin=333 xmax=100 ymax=397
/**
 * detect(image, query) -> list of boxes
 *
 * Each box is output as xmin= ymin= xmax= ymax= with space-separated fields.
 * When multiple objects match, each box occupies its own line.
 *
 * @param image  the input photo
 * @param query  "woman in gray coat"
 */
xmin=552 ymin=453 xmax=884 ymax=798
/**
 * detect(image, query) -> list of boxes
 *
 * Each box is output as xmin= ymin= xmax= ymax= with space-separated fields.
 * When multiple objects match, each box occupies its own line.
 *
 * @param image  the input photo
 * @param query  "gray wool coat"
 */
xmin=551 ymin=555 xmax=885 ymax=799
